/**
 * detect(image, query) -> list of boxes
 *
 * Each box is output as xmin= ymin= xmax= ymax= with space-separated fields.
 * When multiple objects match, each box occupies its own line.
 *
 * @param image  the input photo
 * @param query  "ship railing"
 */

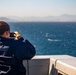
xmin=23 ymin=55 xmax=76 ymax=75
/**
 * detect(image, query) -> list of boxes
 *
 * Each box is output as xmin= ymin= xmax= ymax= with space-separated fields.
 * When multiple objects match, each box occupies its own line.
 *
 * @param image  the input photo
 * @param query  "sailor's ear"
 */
xmin=4 ymin=30 xmax=10 ymax=38
xmin=5 ymin=30 xmax=10 ymax=35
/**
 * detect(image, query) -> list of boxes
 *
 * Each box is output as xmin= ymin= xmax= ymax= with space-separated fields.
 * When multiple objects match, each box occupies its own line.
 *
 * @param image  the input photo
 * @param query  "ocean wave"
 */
xmin=47 ymin=38 xmax=61 ymax=42
xmin=45 ymin=33 xmax=49 ymax=37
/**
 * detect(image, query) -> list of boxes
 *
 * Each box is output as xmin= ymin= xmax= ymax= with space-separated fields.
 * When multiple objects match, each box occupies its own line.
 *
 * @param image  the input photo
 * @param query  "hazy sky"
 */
xmin=0 ymin=0 xmax=76 ymax=17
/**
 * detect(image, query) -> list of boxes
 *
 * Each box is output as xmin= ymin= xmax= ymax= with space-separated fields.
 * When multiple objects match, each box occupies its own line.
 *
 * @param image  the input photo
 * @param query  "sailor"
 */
xmin=0 ymin=21 xmax=36 ymax=75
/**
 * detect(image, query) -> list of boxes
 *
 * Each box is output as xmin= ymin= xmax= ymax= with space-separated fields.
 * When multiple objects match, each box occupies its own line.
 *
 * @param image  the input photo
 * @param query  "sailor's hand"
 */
xmin=14 ymin=31 xmax=22 ymax=40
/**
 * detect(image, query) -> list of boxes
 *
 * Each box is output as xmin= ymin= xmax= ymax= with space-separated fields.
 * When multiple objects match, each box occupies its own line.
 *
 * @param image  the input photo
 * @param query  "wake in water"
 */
xmin=47 ymin=39 xmax=61 ymax=42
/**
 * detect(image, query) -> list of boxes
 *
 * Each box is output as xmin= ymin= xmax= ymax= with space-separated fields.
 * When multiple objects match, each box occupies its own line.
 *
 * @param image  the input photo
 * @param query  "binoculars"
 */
xmin=10 ymin=31 xmax=21 ymax=40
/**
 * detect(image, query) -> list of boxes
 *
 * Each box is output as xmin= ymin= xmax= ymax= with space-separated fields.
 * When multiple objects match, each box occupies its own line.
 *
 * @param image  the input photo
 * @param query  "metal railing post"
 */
xmin=27 ymin=60 xmax=29 ymax=75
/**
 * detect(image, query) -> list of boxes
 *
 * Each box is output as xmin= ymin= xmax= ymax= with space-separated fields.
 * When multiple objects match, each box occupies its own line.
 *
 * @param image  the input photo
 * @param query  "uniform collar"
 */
xmin=0 ymin=36 xmax=9 ymax=42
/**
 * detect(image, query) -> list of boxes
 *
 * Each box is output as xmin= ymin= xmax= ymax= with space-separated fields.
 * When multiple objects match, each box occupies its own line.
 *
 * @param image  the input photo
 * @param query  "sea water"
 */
xmin=9 ymin=22 xmax=76 ymax=57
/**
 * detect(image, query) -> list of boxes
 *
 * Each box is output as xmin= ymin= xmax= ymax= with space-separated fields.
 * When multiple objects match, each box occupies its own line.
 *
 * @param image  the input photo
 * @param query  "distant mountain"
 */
xmin=0 ymin=14 xmax=76 ymax=22
xmin=0 ymin=17 xmax=16 ymax=22
xmin=0 ymin=17 xmax=9 ymax=20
